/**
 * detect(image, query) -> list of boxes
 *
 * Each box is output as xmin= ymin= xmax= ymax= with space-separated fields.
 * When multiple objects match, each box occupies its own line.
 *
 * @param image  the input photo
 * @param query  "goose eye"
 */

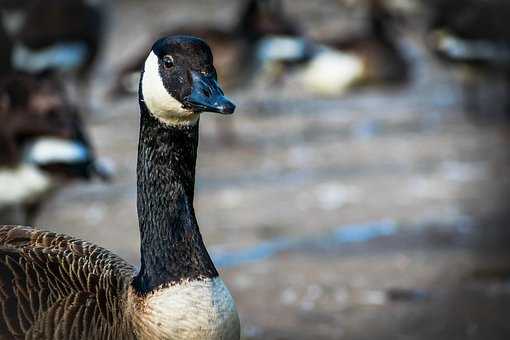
xmin=162 ymin=56 xmax=174 ymax=69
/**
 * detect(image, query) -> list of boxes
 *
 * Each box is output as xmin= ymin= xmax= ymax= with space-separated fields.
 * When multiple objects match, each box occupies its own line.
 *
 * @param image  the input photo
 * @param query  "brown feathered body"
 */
xmin=0 ymin=225 xmax=138 ymax=339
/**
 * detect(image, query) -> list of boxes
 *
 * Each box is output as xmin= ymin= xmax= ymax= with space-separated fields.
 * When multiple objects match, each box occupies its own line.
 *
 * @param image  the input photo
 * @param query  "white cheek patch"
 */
xmin=1 ymin=11 xmax=26 ymax=36
xmin=257 ymin=36 xmax=309 ymax=62
xmin=141 ymin=52 xmax=198 ymax=125
xmin=23 ymin=138 xmax=90 ymax=165
xmin=12 ymin=42 xmax=89 ymax=73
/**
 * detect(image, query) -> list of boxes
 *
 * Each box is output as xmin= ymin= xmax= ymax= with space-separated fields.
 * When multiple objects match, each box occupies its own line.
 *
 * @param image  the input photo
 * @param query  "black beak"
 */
xmin=184 ymin=71 xmax=236 ymax=114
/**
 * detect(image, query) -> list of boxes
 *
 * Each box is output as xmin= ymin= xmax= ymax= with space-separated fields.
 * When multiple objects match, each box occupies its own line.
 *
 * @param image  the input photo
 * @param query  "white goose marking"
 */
xmin=141 ymin=51 xmax=198 ymax=125
xmin=0 ymin=165 xmax=52 ymax=206
xmin=12 ymin=42 xmax=88 ymax=73
xmin=135 ymin=277 xmax=240 ymax=340
xmin=298 ymin=47 xmax=364 ymax=95
xmin=23 ymin=138 xmax=90 ymax=165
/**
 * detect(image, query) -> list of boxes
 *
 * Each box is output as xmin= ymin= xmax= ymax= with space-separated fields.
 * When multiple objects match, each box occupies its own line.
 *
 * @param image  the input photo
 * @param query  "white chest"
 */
xmin=296 ymin=48 xmax=365 ymax=95
xmin=0 ymin=165 xmax=53 ymax=207
xmin=134 ymin=277 xmax=240 ymax=340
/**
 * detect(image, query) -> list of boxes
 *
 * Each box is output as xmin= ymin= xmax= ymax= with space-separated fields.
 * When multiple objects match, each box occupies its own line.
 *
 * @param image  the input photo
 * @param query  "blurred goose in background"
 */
xmin=0 ymin=72 xmax=111 ymax=225
xmin=426 ymin=0 xmax=510 ymax=116
xmin=1 ymin=0 xmax=104 ymax=106
xmin=285 ymin=0 xmax=409 ymax=95
xmin=110 ymin=0 xmax=306 ymax=97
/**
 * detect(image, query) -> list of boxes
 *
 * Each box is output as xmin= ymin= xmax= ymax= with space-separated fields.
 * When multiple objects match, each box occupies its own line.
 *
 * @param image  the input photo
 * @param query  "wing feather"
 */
xmin=0 ymin=225 xmax=137 ymax=339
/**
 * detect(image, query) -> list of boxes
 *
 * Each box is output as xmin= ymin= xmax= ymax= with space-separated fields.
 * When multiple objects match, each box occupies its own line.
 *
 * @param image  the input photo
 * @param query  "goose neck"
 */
xmin=133 ymin=103 xmax=217 ymax=295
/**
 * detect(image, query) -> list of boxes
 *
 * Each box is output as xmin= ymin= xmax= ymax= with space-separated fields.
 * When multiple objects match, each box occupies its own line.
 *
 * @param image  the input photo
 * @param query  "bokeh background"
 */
xmin=2 ymin=0 xmax=510 ymax=339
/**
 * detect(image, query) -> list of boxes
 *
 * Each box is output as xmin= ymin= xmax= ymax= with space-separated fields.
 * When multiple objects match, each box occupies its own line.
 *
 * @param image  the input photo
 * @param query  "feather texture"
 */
xmin=0 ymin=225 xmax=137 ymax=339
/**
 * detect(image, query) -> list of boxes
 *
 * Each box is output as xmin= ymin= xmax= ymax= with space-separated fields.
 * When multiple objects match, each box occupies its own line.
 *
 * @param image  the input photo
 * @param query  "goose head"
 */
xmin=140 ymin=35 xmax=236 ymax=126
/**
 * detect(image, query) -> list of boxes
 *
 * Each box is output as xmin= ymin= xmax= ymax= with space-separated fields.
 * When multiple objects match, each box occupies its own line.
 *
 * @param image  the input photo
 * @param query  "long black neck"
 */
xmin=132 ymin=101 xmax=217 ymax=295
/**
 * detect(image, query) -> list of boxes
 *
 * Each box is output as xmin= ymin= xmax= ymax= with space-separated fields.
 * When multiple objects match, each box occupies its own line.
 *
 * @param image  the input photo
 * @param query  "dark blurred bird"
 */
xmin=0 ymin=72 xmax=112 ymax=225
xmin=109 ymin=0 xmax=306 ymax=97
xmin=287 ymin=0 xmax=409 ymax=95
xmin=1 ymin=0 xmax=103 ymax=77
xmin=426 ymin=0 xmax=510 ymax=116
xmin=1 ymin=0 xmax=105 ymax=113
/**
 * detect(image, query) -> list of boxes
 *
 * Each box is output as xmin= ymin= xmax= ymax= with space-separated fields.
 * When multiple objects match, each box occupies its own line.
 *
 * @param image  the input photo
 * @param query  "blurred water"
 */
xmin=213 ymin=220 xmax=398 ymax=268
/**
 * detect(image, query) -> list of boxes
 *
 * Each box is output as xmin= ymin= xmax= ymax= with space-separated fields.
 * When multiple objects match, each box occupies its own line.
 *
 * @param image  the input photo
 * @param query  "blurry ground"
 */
xmin=35 ymin=0 xmax=510 ymax=339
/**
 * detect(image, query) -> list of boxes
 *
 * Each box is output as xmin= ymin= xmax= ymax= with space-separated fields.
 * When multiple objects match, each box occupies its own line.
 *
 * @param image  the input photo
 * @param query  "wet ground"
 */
xmin=33 ymin=0 xmax=510 ymax=339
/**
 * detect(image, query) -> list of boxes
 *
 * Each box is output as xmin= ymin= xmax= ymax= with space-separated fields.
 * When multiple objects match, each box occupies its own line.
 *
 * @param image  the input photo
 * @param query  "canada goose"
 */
xmin=0 ymin=36 xmax=240 ymax=340
xmin=110 ymin=0 xmax=304 ymax=96
xmin=426 ymin=0 xmax=510 ymax=115
xmin=2 ymin=0 xmax=103 ymax=77
xmin=0 ymin=72 xmax=111 ymax=224
xmin=287 ymin=0 xmax=409 ymax=95
xmin=1 ymin=0 xmax=104 ymax=111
